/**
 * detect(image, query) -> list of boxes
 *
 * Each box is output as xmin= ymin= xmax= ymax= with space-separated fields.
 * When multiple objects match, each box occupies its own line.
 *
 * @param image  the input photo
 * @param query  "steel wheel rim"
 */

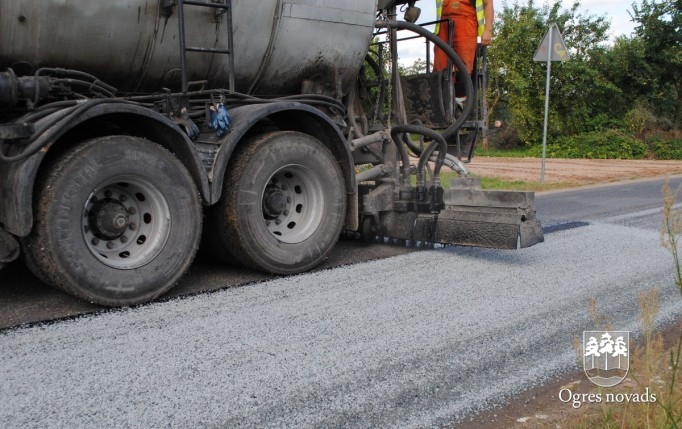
xmin=261 ymin=164 xmax=324 ymax=244
xmin=82 ymin=176 xmax=171 ymax=269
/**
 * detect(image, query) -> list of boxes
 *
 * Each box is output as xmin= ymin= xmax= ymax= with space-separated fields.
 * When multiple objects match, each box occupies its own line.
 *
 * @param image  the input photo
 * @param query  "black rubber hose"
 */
xmin=402 ymin=131 xmax=467 ymax=176
xmin=391 ymin=124 xmax=447 ymax=186
xmin=15 ymin=105 xmax=70 ymax=124
xmin=36 ymin=68 xmax=118 ymax=94
xmin=374 ymin=19 xmax=474 ymax=141
xmin=51 ymin=79 xmax=116 ymax=98
xmin=1 ymin=99 xmax=140 ymax=163
xmin=389 ymin=125 xmax=415 ymax=184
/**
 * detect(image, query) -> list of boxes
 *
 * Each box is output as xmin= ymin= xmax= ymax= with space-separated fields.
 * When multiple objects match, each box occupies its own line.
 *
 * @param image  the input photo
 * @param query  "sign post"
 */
xmin=533 ymin=23 xmax=569 ymax=183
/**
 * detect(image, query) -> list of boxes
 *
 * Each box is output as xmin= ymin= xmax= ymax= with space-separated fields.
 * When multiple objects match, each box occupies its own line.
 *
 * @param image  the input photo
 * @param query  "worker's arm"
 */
xmin=481 ymin=0 xmax=494 ymax=46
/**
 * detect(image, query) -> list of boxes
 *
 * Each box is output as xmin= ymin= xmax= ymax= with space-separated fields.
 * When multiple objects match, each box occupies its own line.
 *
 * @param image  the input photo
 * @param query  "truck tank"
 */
xmin=0 ymin=0 xmax=377 ymax=95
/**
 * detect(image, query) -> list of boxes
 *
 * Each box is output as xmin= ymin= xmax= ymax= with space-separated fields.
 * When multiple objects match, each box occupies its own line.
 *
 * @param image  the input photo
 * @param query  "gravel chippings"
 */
xmin=1 ymin=220 xmax=679 ymax=429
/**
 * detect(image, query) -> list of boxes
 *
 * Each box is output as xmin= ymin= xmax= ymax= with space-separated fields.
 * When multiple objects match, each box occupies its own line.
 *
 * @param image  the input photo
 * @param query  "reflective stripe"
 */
xmin=435 ymin=0 xmax=485 ymax=36
xmin=476 ymin=0 xmax=485 ymax=36
xmin=435 ymin=0 xmax=443 ymax=35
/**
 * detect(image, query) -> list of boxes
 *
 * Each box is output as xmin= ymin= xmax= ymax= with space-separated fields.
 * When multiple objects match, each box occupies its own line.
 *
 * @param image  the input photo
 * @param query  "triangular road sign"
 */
xmin=533 ymin=22 xmax=569 ymax=62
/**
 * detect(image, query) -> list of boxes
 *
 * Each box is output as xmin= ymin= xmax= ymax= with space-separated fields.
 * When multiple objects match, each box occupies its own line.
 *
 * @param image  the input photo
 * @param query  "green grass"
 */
xmin=473 ymin=147 xmax=537 ymax=157
xmin=478 ymin=176 xmax=571 ymax=192
xmin=437 ymin=171 xmax=572 ymax=192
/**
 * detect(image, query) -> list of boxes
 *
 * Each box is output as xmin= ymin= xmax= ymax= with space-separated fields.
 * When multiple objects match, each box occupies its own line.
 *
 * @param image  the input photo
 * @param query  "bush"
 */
xmin=585 ymin=113 xmax=624 ymax=132
xmin=624 ymin=105 xmax=658 ymax=136
xmin=645 ymin=130 xmax=682 ymax=160
xmin=650 ymin=139 xmax=682 ymax=160
xmin=529 ymin=129 xmax=648 ymax=159
xmin=487 ymin=124 xmax=524 ymax=149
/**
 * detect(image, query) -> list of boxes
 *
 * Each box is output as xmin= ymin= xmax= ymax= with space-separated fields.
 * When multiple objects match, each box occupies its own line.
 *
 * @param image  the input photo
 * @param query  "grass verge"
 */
xmin=438 ymin=171 xmax=574 ymax=192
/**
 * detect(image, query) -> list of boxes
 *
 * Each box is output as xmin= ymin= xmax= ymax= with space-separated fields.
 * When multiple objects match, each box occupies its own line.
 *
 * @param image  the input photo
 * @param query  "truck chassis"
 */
xmin=0 ymin=1 xmax=542 ymax=306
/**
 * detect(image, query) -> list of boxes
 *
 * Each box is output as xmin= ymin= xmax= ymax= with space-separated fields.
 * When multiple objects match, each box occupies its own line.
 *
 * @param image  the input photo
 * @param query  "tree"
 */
xmin=488 ymin=1 xmax=611 ymax=145
xmin=399 ymin=58 xmax=428 ymax=75
xmin=599 ymin=332 xmax=615 ymax=370
xmin=584 ymin=335 xmax=600 ymax=369
xmin=591 ymin=36 xmax=654 ymax=116
xmin=631 ymin=0 xmax=682 ymax=127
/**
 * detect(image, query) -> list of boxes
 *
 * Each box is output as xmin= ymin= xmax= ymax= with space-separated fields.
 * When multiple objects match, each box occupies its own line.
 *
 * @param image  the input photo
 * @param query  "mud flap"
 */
xmin=0 ymin=228 xmax=20 ymax=270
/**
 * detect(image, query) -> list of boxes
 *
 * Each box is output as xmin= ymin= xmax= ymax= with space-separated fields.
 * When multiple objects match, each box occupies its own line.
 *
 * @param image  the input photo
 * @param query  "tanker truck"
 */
xmin=0 ymin=0 xmax=543 ymax=306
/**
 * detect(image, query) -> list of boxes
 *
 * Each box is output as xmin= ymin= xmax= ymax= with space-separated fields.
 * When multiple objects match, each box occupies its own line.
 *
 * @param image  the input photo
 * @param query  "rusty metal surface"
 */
xmin=400 ymin=73 xmax=453 ymax=129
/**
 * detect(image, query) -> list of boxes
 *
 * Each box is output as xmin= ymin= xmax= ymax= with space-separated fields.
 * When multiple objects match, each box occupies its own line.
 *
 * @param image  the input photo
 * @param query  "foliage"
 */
xmin=592 ymin=36 xmax=656 ymax=120
xmin=624 ymin=103 xmax=682 ymax=159
xmin=625 ymin=103 xmax=660 ymax=135
xmin=486 ymin=125 xmax=524 ymax=149
xmin=650 ymin=138 xmax=682 ymax=160
xmin=437 ymin=171 xmax=569 ymax=192
xmin=484 ymin=0 xmax=680 ymax=151
xmin=399 ymin=58 xmax=428 ymax=75
xmin=659 ymin=180 xmax=682 ymax=428
xmin=487 ymin=1 xmax=612 ymax=145
xmin=529 ymin=129 xmax=648 ymax=159
xmin=476 ymin=176 xmax=568 ymax=192
xmin=631 ymin=0 xmax=682 ymax=127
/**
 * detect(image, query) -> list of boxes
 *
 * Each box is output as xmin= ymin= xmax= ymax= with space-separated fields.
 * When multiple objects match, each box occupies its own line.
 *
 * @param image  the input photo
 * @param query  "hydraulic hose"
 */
xmin=1 ymin=99 xmax=140 ymax=163
xmin=1 ymin=90 xmax=345 ymax=164
xmin=402 ymin=134 xmax=469 ymax=176
xmin=390 ymin=123 xmax=448 ymax=188
xmin=374 ymin=19 xmax=475 ymax=142
xmin=388 ymin=125 xmax=415 ymax=185
xmin=33 ymin=68 xmax=118 ymax=103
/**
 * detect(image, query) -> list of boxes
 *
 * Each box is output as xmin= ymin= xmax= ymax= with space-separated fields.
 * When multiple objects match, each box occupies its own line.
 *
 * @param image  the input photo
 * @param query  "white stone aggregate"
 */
xmin=1 ymin=221 xmax=679 ymax=428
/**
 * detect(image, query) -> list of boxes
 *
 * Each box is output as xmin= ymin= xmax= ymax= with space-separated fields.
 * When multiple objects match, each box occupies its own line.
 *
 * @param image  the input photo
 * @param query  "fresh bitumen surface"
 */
xmin=1 ymin=206 xmax=679 ymax=428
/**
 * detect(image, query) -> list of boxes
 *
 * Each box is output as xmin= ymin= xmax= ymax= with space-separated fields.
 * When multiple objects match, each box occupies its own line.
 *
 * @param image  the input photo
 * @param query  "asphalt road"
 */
xmin=1 ymin=176 xmax=681 ymax=428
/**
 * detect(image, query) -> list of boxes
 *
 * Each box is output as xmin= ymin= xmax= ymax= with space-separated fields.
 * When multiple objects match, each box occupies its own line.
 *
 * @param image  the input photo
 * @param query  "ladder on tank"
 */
xmin=176 ymin=0 xmax=235 ymax=94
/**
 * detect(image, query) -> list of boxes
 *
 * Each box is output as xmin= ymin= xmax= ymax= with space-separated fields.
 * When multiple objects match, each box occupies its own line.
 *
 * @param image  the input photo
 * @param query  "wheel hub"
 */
xmin=261 ymin=165 xmax=324 ymax=244
xmin=263 ymin=187 xmax=287 ymax=219
xmin=88 ymin=199 xmax=129 ymax=239
xmin=82 ymin=177 xmax=171 ymax=270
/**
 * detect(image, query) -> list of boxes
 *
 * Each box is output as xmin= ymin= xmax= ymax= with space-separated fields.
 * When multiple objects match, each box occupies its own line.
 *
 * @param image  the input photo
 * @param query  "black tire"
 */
xmin=22 ymin=136 xmax=202 ymax=306
xmin=206 ymin=131 xmax=346 ymax=274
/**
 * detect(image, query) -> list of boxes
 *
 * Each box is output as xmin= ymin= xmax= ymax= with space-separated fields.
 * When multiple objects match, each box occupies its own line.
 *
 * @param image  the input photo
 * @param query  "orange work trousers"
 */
xmin=433 ymin=0 xmax=478 ymax=75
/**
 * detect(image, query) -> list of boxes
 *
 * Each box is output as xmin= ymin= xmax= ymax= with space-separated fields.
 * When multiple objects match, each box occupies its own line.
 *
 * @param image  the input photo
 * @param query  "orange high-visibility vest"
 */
xmin=435 ymin=0 xmax=485 ymax=36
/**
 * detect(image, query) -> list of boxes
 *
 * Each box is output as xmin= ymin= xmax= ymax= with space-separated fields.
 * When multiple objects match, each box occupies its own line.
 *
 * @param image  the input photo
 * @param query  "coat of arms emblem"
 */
xmin=583 ymin=331 xmax=629 ymax=387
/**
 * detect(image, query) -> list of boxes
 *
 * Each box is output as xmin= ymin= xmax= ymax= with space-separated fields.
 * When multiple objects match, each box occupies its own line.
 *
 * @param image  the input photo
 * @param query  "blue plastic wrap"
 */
xmin=209 ymin=103 xmax=231 ymax=137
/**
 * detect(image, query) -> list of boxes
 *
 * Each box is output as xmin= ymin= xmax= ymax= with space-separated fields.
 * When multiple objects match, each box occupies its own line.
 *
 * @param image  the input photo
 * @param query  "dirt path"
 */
xmin=466 ymin=157 xmax=682 ymax=186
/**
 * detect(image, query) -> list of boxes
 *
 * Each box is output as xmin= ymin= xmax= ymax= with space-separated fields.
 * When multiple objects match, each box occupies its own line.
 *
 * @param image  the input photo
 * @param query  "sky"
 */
xmin=398 ymin=0 xmax=639 ymax=64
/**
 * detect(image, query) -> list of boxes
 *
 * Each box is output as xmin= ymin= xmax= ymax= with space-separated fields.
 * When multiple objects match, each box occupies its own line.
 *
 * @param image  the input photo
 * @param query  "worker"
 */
xmin=433 ymin=0 xmax=494 ymax=105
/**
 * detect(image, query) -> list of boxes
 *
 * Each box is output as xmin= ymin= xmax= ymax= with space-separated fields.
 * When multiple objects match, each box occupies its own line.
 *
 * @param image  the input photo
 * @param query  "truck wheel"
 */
xmin=22 ymin=136 xmax=202 ymax=306
xmin=206 ymin=131 xmax=346 ymax=274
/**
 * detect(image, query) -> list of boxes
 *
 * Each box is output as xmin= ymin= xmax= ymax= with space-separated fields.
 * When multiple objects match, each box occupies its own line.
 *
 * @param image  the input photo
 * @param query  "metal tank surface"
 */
xmin=0 ymin=0 xmax=377 ymax=95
